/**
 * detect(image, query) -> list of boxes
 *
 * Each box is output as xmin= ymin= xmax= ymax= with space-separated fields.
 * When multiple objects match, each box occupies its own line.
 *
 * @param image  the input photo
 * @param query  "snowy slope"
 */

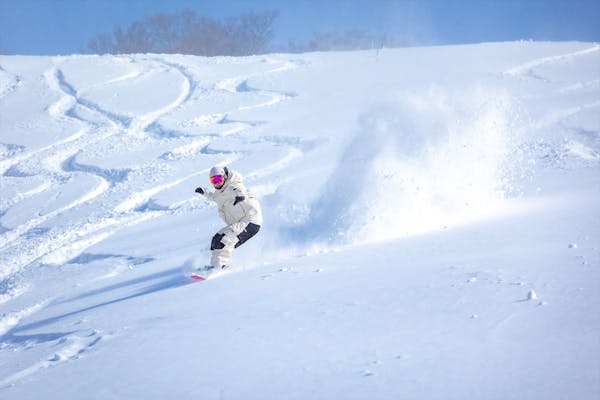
xmin=0 ymin=42 xmax=599 ymax=399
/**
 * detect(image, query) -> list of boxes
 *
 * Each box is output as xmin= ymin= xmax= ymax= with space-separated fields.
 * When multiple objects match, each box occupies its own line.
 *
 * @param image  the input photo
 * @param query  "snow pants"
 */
xmin=210 ymin=222 xmax=260 ymax=268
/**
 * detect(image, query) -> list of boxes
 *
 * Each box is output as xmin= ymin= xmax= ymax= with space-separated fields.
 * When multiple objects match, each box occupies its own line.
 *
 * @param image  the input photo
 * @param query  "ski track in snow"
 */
xmin=0 ymin=329 xmax=105 ymax=388
xmin=504 ymin=44 xmax=600 ymax=80
xmin=502 ymin=43 xmax=600 ymax=170
xmin=0 ymin=64 xmax=23 ymax=101
xmin=0 ymin=300 xmax=48 ymax=337
xmin=0 ymin=54 xmax=304 ymax=362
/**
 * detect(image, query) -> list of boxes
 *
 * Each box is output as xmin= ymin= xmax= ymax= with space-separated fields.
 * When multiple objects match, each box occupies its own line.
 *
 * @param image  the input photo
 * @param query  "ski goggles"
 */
xmin=210 ymin=175 xmax=225 ymax=184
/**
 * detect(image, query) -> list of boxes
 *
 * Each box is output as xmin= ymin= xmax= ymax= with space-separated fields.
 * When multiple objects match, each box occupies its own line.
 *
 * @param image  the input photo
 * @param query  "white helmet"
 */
xmin=209 ymin=165 xmax=229 ymax=178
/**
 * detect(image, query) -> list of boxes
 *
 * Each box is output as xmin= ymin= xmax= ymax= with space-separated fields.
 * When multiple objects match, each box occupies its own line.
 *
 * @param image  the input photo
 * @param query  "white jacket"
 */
xmin=203 ymin=169 xmax=263 ymax=234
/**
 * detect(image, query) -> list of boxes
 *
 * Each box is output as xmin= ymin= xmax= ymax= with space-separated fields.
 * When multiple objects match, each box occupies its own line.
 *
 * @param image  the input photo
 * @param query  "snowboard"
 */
xmin=183 ymin=257 xmax=230 ymax=282
xmin=189 ymin=265 xmax=230 ymax=282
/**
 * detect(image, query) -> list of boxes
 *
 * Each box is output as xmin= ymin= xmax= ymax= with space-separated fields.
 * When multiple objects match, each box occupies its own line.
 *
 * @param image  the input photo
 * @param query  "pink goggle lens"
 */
xmin=210 ymin=175 xmax=224 ymax=184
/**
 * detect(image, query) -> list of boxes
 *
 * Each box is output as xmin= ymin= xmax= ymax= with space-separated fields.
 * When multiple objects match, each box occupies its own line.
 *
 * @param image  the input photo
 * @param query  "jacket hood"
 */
xmin=221 ymin=169 xmax=243 ymax=190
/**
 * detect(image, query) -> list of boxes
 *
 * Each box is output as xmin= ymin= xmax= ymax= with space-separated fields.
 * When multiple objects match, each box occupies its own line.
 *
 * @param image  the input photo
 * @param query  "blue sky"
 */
xmin=1 ymin=0 xmax=599 ymax=54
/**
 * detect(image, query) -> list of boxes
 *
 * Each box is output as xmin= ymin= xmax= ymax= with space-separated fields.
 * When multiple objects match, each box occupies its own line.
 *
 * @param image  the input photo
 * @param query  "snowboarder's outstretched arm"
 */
xmin=195 ymin=186 xmax=219 ymax=203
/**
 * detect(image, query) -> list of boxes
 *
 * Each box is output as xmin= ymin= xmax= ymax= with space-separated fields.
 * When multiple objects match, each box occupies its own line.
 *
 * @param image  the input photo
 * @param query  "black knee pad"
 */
xmin=211 ymin=233 xmax=225 ymax=250
xmin=234 ymin=223 xmax=260 ymax=248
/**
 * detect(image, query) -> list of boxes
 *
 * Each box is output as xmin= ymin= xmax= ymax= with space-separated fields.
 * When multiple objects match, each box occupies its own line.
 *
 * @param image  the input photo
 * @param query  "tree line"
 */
xmin=88 ymin=10 xmax=277 ymax=56
xmin=87 ymin=10 xmax=408 ymax=55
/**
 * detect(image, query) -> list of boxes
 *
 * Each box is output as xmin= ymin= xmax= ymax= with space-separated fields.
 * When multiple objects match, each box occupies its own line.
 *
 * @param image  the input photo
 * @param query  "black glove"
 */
xmin=195 ymin=187 xmax=204 ymax=194
xmin=233 ymin=195 xmax=245 ymax=206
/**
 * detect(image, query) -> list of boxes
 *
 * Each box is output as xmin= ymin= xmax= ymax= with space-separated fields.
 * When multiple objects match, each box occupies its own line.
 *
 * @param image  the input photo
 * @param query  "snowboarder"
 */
xmin=195 ymin=166 xmax=262 ymax=272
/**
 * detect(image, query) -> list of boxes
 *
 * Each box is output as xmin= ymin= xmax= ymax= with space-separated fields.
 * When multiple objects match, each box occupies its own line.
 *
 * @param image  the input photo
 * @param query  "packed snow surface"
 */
xmin=1 ymin=42 xmax=599 ymax=399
